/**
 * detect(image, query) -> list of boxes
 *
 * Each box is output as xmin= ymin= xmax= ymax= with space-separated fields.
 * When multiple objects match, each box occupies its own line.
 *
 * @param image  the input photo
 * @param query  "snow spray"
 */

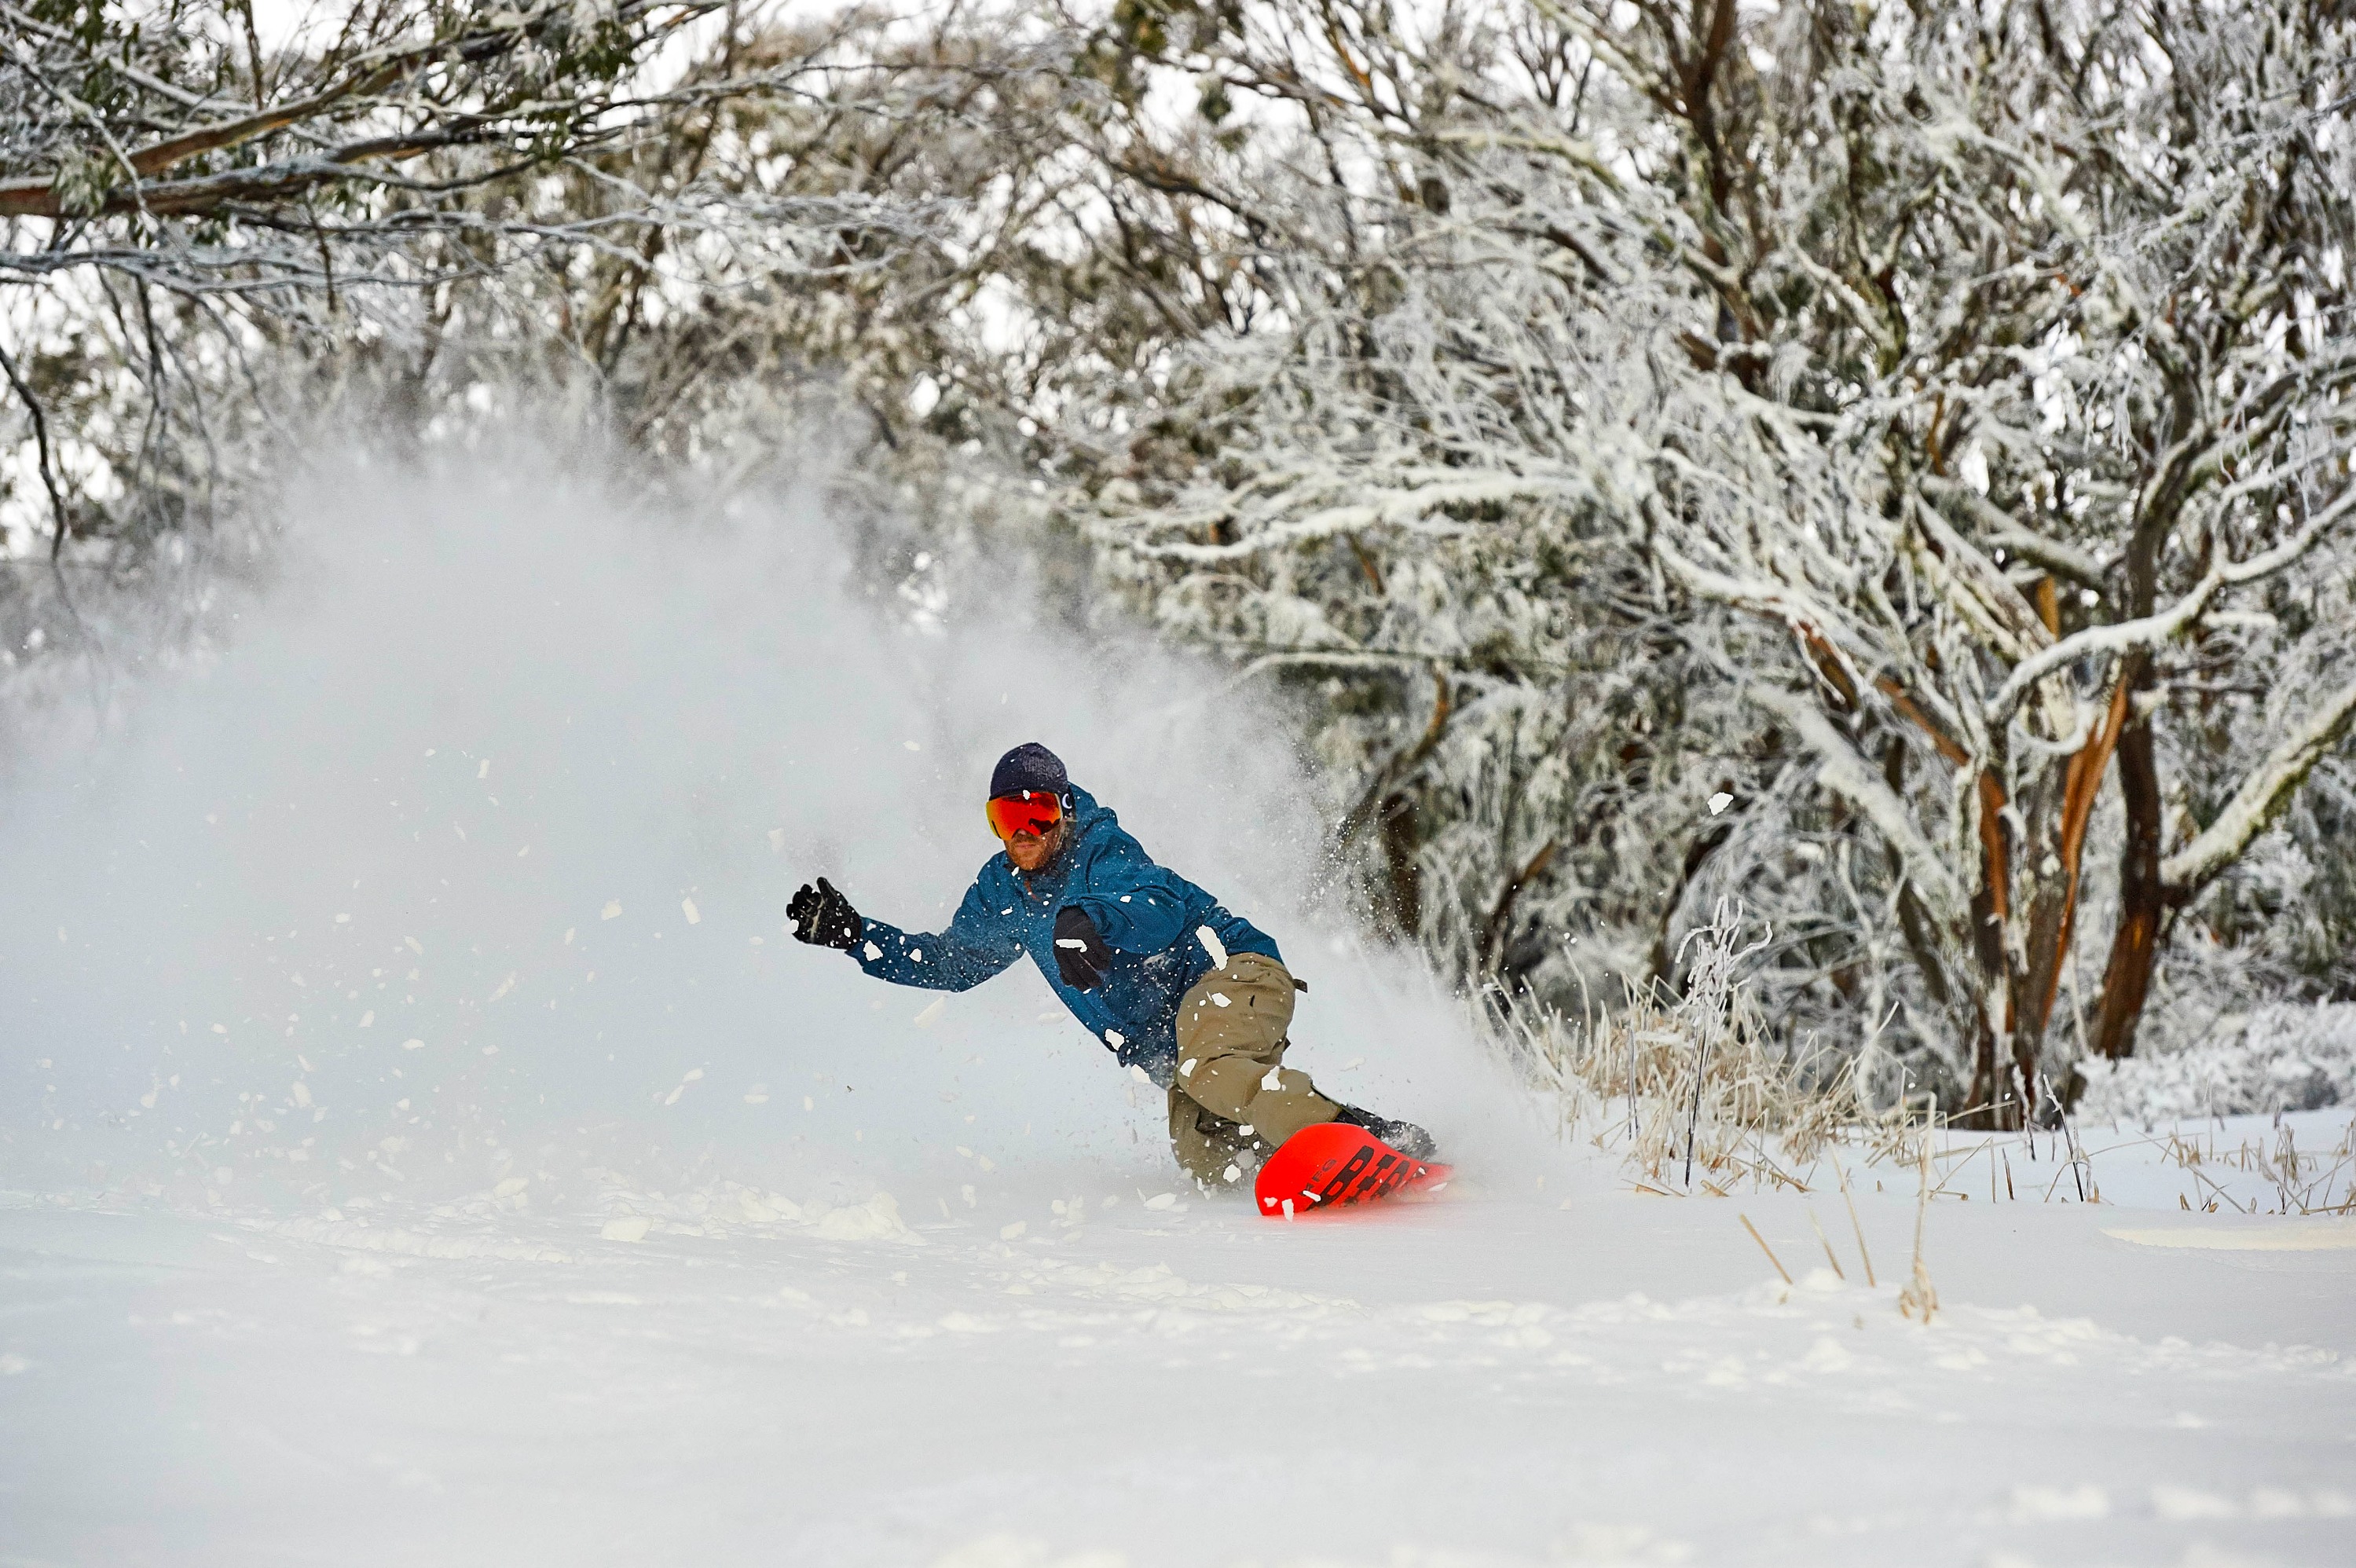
xmin=0 ymin=431 xmax=1526 ymax=1214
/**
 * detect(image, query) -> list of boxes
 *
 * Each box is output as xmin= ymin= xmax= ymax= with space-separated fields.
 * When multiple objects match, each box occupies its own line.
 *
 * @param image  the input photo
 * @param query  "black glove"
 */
xmin=788 ymin=877 xmax=863 ymax=951
xmin=1053 ymin=905 xmax=1112 ymax=991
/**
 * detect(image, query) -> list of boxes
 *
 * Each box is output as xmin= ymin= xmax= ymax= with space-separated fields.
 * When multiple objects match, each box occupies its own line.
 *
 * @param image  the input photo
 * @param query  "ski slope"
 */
xmin=4 ymin=1118 xmax=2354 ymax=1567
xmin=4 ymin=449 xmax=2351 ymax=1566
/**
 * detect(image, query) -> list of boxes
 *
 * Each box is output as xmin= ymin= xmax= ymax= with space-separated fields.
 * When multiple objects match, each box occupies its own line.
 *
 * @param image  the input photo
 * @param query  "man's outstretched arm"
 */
xmin=793 ymin=875 xmax=1021 ymax=992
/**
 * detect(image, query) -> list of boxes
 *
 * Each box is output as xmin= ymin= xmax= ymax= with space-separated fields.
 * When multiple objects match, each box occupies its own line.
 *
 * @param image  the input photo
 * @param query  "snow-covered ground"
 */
xmin=4 ymin=1114 xmax=2354 ymax=1567
xmin=5 ymin=452 xmax=2351 ymax=1566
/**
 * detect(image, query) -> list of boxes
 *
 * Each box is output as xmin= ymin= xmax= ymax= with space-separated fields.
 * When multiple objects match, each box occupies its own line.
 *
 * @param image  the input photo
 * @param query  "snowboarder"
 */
xmin=788 ymin=742 xmax=1434 ymax=1187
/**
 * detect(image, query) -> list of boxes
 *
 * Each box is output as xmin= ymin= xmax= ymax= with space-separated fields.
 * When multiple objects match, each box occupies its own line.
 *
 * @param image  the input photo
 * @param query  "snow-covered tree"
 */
xmin=1022 ymin=0 xmax=2356 ymax=1123
xmin=8 ymin=0 xmax=2352 ymax=1125
xmin=0 ymin=0 xmax=966 ymax=639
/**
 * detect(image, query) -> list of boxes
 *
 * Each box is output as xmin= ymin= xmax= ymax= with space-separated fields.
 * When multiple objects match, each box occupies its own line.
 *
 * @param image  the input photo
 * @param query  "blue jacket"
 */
xmin=852 ymin=786 xmax=1280 ymax=1083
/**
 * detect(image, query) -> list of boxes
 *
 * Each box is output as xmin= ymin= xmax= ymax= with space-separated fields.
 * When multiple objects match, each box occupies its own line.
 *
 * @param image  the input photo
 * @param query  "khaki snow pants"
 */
xmin=1167 ymin=953 xmax=1341 ymax=1187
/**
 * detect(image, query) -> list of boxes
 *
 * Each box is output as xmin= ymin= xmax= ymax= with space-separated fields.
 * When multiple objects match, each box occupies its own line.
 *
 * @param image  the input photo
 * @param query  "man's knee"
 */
xmin=1177 ymin=1051 xmax=1275 ymax=1123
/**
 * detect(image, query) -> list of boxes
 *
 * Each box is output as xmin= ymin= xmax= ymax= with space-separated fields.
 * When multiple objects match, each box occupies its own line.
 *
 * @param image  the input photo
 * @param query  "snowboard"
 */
xmin=1253 ymin=1121 xmax=1451 ymax=1218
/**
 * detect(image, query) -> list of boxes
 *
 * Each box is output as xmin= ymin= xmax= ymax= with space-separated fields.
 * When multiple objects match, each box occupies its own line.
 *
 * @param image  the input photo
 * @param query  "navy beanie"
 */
xmin=989 ymin=742 xmax=1068 ymax=800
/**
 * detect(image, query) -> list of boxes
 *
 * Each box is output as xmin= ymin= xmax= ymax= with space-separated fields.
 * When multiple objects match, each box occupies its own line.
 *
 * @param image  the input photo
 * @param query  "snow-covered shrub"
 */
xmin=2078 ymin=1005 xmax=2356 ymax=1125
xmin=1487 ymin=907 xmax=1913 ymax=1188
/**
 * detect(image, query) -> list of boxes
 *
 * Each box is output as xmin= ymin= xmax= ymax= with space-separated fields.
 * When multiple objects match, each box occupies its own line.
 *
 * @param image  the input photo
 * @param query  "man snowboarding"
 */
xmin=787 ymin=742 xmax=1434 ymax=1189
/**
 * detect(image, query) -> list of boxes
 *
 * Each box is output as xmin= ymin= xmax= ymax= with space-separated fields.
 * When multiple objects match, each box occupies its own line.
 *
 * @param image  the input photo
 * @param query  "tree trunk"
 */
xmin=2094 ymin=658 xmax=2165 ymax=1059
xmin=2005 ymin=676 xmax=2133 ymax=1112
xmin=1960 ymin=767 xmax=2021 ymax=1129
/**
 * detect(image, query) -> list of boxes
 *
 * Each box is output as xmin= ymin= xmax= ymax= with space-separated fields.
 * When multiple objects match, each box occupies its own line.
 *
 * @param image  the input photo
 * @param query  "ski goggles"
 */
xmin=985 ymin=789 xmax=1064 ymax=841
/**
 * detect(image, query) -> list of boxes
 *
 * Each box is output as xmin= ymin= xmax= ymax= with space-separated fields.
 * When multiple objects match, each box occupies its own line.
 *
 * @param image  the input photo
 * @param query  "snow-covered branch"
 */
xmin=1746 ymin=685 xmax=1968 ymax=931
xmin=1921 ymin=478 xmax=2109 ymax=588
xmin=2161 ymin=674 xmax=2356 ymax=901
xmin=1985 ymin=487 xmax=2356 ymax=727
xmin=1108 ymin=467 xmax=1581 ymax=563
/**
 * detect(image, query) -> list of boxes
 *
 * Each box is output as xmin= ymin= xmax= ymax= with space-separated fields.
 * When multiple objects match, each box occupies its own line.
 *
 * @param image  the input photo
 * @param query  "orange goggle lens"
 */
xmin=986 ymin=791 xmax=1064 ymax=840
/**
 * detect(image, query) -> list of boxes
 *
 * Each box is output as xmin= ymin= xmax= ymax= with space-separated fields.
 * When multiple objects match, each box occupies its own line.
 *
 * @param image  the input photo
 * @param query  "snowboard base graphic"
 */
xmin=1254 ymin=1122 xmax=1451 ymax=1218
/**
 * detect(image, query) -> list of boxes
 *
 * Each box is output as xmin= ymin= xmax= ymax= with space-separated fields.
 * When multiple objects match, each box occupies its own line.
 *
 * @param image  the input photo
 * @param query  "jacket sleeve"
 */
xmin=853 ymin=877 xmax=1024 ymax=992
xmin=1064 ymin=844 xmax=1201 ymax=955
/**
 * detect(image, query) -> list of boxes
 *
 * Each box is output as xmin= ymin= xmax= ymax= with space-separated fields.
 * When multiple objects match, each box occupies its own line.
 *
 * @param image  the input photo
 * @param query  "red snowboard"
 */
xmin=1253 ymin=1121 xmax=1451 ymax=1218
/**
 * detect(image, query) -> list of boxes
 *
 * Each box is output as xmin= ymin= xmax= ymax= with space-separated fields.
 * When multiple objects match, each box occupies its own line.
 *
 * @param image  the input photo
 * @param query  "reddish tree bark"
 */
xmin=2094 ymin=652 xmax=2165 ymax=1059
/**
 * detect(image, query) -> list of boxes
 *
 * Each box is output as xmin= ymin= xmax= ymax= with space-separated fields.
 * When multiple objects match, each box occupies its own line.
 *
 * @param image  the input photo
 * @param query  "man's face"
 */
xmin=1003 ymin=815 xmax=1064 ymax=874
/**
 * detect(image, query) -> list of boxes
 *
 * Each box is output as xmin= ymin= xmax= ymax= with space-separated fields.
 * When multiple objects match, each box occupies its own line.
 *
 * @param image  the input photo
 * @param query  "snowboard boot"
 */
xmin=1332 ymin=1105 xmax=1438 ymax=1160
